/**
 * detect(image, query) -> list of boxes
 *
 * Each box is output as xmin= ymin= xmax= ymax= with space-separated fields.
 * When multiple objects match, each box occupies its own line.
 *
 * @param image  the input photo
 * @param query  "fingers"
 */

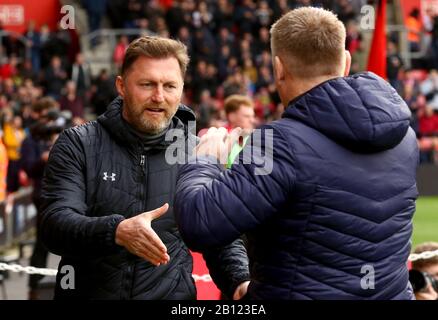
xmin=143 ymin=226 xmax=168 ymax=254
xmin=201 ymin=127 xmax=228 ymax=143
xmin=227 ymin=127 xmax=243 ymax=149
xmin=146 ymin=203 xmax=169 ymax=221
xmin=137 ymin=250 xmax=168 ymax=267
xmin=128 ymin=228 xmax=170 ymax=266
xmin=122 ymin=204 xmax=171 ymax=265
xmin=131 ymin=244 xmax=166 ymax=266
xmin=197 ymin=127 xmax=237 ymax=161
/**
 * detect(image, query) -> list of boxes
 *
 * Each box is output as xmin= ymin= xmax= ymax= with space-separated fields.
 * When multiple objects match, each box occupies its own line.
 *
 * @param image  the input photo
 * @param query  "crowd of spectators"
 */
xmin=2 ymin=0 xmax=438 ymax=200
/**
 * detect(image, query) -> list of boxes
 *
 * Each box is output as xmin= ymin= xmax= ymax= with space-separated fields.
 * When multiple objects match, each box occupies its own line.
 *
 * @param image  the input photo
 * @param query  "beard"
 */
xmin=125 ymin=102 xmax=177 ymax=135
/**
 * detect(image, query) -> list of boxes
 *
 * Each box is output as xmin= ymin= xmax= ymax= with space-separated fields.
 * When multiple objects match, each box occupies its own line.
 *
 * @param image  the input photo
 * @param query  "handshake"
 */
xmin=195 ymin=127 xmax=251 ymax=166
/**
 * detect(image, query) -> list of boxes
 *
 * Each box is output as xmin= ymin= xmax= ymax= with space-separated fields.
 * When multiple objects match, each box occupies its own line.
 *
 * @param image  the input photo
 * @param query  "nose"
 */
xmin=151 ymin=85 xmax=164 ymax=103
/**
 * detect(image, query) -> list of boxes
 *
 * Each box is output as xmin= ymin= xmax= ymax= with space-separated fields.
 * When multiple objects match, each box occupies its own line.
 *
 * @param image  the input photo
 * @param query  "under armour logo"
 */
xmin=103 ymin=172 xmax=116 ymax=181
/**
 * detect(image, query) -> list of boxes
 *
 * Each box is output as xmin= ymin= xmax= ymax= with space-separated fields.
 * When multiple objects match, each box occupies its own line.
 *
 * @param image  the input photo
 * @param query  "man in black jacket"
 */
xmin=40 ymin=36 xmax=250 ymax=299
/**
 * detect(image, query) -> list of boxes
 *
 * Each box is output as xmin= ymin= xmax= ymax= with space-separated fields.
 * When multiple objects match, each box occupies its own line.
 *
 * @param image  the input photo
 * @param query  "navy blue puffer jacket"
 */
xmin=175 ymin=72 xmax=419 ymax=300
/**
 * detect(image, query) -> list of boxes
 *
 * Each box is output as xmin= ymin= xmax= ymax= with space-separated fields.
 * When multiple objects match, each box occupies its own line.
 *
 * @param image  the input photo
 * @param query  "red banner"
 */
xmin=367 ymin=0 xmax=387 ymax=78
xmin=0 ymin=0 xmax=61 ymax=33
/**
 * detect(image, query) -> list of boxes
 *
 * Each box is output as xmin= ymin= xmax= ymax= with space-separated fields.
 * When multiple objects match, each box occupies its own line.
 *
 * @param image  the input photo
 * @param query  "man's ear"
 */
xmin=344 ymin=50 xmax=351 ymax=77
xmin=274 ymin=56 xmax=285 ymax=82
xmin=115 ymin=76 xmax=125 ymax=98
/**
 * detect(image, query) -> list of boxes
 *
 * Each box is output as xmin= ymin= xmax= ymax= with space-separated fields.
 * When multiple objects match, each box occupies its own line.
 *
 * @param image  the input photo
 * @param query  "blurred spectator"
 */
xmin=418 ymin=105 xmax=438 ymax=137
xmin=223 ymin=72 xmax=246 ymax=97
xmin=107 ymin=0 xmax=125 ymax=28
xmin=193 ymin=1 xmax=214 ymax=29
xmin=254 ymin=86 xmax=276 ymax=121
xmin=242 ymin=57 xmax=258 ymax=84
xmin=90 ymin=69 xmax=117 ymax=115
xmin=2 ymin=110 xmax=25 ymax=193
xmin=39 ymin=24 xmax=51 ymax=68
xmin=255 ymin=0 xmax=273 ymax=29
xmin=71 ymin=53 xmax=92 ymax=96
xmin=411 ymin=242 xmax=438 ymax=300
xmin=224 ymin=94 xmax=255 ymax=132
xmin=417 ymin=105 xmax=438 ymax=163
xmin=83 ymin=0 xmax=107 ymax=47
xmin=214 ymin=0 xmax=234 ymax=31
xmin=217 ymin=27 xmax=235 ymax=56
xmin=24 ymin=21 xmax=41 ymax=74
xmin=0 ymin=129 xmax=8 ymax=202
xmin=334 ymin=0 xmax=356 ymax=25
xmin=191 ymin=60 xmax=212 ymax=103
xmin=123 ymin=0 xmax=145 ymax=29
xmin=387 ymin=41 xmax=404 ymax=91
xmin=255 ymin=65 xmax=273 ymax=91
xmin=18 ymin=59 xmax=37 ymax=82
xmin=165 ymin=1 xmax=185 ymax=37
xmin=345 ymin=20 xmax=362 ymax=56
xmin=420 ymin=69 xmax=438 ymax=110
xmin=21 ymin=97 xmax=64 ymax=299
xmin=403 ymin=81 xmax=422 ymax=136
xmin=43 ymin=56 xmax=68 ymax=100
xmin=0 ymin=55 xmax=18 ymax=80
xmin=113 ymin=35 xmax=129 ymax=72
xmin=196 ymin=89 xmax=218 ymax=132
xmin=178 ymin=26 xmax=194 ymax=58
xmin=59 ymin=81 xmax=85 ymax=119
xmin=254 ymin=27 xmax=270 ymax=57
xmin=234 ymin=0 xmax=256 ymax=35
xmin=406 ymin=8 xmax=422 ymax=52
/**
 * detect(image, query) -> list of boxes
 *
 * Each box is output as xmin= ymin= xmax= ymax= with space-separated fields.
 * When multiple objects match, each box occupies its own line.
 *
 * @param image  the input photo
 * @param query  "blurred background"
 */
xmin=0 ymin=0 xmax=437 ymax=299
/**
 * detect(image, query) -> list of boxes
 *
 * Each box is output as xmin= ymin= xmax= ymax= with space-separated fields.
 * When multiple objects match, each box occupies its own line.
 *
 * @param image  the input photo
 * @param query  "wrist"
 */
xmin=115 ymin=219 xmax=127 ymax=246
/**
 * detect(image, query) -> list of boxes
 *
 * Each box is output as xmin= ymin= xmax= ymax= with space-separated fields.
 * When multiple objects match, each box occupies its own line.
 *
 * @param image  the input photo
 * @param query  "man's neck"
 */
xmin=283 ymin=75 xmax=341 ymax=106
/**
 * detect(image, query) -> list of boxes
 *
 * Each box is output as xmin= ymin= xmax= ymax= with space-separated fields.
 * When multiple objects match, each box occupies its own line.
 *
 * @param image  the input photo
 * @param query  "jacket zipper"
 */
xmin=140 ymin=154 xmax=146 ymax=174
xmin=141 ymin=151 xmax=148 ymax=211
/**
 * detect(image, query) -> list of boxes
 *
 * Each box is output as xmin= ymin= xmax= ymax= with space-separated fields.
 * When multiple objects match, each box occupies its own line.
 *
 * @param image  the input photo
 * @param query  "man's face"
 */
xmin=228 ymin=105 xmax=255 ymax=131
xmin=116 ymin=56 xmax=183 ymax=134
xmin=422 ymin=264 xmax=438 ymax=282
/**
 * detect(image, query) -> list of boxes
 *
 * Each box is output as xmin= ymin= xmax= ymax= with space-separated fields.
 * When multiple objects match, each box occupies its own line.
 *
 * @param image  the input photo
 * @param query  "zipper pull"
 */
xmin=140 ymin=154 xmax=145 ymax=166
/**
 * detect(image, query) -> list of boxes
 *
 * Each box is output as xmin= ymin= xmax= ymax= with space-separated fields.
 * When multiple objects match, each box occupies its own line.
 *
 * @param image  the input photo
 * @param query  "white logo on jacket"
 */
xmin=103 ymin=172 xmax=116 ymax=181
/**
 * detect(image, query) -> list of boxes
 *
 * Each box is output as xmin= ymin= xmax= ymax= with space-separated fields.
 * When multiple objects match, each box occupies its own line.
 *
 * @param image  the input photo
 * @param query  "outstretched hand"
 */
xmin=115 ymin=203 xmax=170 ymax=266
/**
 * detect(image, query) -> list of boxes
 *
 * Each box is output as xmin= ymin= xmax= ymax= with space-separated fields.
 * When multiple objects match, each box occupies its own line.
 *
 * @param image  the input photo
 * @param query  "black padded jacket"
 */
xmin=40 ymin=97 xmax=250 ymax=299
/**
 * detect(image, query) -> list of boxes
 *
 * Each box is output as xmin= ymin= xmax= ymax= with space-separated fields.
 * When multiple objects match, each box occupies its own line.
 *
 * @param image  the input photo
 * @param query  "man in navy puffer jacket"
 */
xmin=174 ymin=7 xmax=418 ymax=300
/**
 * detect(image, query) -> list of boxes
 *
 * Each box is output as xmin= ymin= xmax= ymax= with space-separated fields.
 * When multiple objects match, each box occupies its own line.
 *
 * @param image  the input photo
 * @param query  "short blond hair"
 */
xmin=122 ymin=36 xmax=190 ymax=77
xmin=224 ymin=95 xmax=254 ymax=115
xmin=270 ymin=7 xmax=346 ymax=79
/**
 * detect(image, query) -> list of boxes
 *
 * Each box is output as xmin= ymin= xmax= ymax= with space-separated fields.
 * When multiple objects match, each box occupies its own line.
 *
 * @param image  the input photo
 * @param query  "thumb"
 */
xmin=227 ymin=127 xmax=243 ymax=150
xmin=146 ymin=203 xmax=169 ymax=221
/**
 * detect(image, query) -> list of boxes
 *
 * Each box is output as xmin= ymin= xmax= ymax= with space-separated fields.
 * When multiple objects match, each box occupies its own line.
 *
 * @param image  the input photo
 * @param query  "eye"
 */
xmin=165 ymin=84 xmax=177 ymax=89
xmin=140 ymin=83 xmax=153 ymax=87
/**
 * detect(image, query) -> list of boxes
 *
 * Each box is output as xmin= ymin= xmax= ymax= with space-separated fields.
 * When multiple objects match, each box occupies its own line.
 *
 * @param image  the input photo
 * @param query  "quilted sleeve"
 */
xmin=40 ymin=129 xmax=125 ymax=258
xmin=174 ymin=125 xmax=296 ymax=251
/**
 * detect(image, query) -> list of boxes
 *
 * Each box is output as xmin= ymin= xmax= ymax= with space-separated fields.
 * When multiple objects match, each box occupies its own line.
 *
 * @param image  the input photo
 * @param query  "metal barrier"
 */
xmin=0 ymin=187 xmax=36 ymax=251
xmin=81 ymin=28 xmax=156 ymax=75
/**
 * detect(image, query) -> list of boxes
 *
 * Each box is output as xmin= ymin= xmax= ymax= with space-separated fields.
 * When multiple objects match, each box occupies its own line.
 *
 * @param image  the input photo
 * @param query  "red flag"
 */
xmin=367 ymin=0 xmax=387 ymax=79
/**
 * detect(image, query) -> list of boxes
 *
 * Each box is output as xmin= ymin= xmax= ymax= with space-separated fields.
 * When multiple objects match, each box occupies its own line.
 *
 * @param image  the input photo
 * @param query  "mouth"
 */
xmin=144 ymin=108 xmax=165 ymax=115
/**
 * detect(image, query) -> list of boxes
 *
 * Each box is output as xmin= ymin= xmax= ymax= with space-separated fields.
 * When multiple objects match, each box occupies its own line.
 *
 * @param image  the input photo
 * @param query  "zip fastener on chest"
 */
xmin=139 ymin=153 xmax=148 ymax=212
xmin=140 ymin=154 xmax=146 ymax=175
